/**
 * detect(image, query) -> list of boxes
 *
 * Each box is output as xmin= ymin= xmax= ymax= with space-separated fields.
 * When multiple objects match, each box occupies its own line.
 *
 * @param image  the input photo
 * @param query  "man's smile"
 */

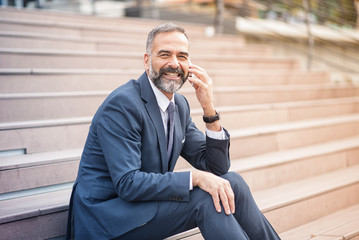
xmin=163 ymin=72 xmax=182 ymax=80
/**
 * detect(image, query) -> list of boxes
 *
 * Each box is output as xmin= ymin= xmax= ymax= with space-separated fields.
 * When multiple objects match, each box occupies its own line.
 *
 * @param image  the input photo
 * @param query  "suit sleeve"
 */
xmin=96 ymin=94 xmax=190 ymax=202
xmin=179 ymin=97 xmax=231 ymax=175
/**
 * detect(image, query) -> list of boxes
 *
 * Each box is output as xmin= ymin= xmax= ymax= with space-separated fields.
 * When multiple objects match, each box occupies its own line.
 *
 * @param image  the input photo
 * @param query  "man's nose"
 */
xmin=168 ymin=56 xmax=180 ymax=68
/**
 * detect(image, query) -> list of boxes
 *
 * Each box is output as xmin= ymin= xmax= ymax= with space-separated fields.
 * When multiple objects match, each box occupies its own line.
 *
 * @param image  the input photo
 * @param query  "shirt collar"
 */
xmin=147 ymin=75 xmax=175 ymax=112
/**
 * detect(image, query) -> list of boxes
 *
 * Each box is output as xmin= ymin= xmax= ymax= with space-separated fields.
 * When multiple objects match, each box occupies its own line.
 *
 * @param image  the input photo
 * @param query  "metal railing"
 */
xmin=231 ymin=0 xmax=359 ymax=75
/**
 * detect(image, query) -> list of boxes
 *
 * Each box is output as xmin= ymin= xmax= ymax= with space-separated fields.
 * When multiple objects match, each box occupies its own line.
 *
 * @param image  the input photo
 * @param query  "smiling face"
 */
xmin=144 ymin=31 xmax=190 ymax=99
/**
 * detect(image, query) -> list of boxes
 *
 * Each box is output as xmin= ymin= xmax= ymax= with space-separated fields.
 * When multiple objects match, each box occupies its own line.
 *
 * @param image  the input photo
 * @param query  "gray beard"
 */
xmin=149 ymin=59 xmax=187 ymax=93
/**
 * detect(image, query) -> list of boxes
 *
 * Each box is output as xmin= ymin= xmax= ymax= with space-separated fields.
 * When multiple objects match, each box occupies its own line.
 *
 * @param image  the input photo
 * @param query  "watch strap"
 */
xmin=203 ymin=110 xmax=220 ymax=123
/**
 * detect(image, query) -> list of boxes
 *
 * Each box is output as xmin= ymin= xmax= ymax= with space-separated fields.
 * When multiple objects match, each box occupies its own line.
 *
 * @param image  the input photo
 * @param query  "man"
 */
xmin=67 ymin=23 xmax=280 ymax=240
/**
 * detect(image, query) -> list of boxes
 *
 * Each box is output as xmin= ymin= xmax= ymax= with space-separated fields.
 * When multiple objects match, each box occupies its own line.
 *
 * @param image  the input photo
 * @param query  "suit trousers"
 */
xmin=115 ymin=172 xmax=280 ymax=240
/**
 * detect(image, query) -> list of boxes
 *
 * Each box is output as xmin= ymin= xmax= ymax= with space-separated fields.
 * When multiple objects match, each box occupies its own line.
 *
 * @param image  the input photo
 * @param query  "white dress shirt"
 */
xmin=148 ymin=77 xmax=227 ymax=190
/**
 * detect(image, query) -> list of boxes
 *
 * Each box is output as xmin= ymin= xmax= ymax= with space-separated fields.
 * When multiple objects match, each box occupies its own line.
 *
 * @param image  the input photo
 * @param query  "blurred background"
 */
xmin=2 ymin=0 xmax=359 ymax=79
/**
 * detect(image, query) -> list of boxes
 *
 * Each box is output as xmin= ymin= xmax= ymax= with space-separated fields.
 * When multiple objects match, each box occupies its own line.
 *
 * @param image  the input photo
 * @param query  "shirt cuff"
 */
xmin=206 ymin=127 xmax=227 ymax=140
xmin=189 ymin=171 xmax=193 ymax=191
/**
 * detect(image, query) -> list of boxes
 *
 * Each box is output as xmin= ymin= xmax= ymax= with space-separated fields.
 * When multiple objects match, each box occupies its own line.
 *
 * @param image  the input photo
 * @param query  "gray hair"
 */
xmin=146 ymin=23 xmax=188 ymax=55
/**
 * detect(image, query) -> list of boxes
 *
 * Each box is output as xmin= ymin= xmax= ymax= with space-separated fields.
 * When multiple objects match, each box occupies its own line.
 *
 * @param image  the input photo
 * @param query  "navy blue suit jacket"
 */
xmin=67 ymin=72 xmax=231 ymax=239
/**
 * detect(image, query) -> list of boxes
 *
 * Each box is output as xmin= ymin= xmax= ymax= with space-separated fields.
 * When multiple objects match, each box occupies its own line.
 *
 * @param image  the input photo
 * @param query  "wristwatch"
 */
xmin=203 ymin=110 xmax=220 ymax=123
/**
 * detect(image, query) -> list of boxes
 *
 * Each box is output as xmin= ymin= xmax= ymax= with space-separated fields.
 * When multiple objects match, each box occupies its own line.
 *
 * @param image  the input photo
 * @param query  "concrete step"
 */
xmin=0 ymin=17 xmax=246 ymax=47
xmin=229 ymin=114 xmax=359 ymax=159
xmin=0 ymin=91 xmax=106 ymax=122
xmin=0 ymin=7 xmax=168 ymax=29
xmin=0 ymin=149 xmax=81 ymax=194
xmin=0 ymin=120 xmax=90 ymax=153
xmin=1 ymin=84 xmax=358 ymax=122
xmin=0 ymin=17 xmax=170 ymax=40
xmin=196 ymin=84 xmax=359 ymax=109
xmin=167 ymin=171 xmax=359 ymax=239
xmin=257 ymin=165 xmax=359 ymax=233
xmin=2 ymin=123 xmax=358 ymax=195
xmin=0 ymin=7 xmax=242 ymax=43
xmin=193 ymin=97 xmax=359 ymax=131
xmin=1 ymin=97 xmax=358 ymax=152
xmin=175 ymin=135 xmax=359 ymax=190
xmin=0 ymin=69 xmax=141 ymax=93
xmin=2 ymin=164 xmax=358 ymax=239
xmin=1 ymin=99 xmax=358 ymax=155
xmin=0 ymin=6 xmax=223 ymax=33
xmin=0 ymin=48 xmax=299 ymax=69
xmin=0 ymin=69 xmax=330 ymax=93
xmin=0 ymin=31 xmax=270 ymax=56
xmin=209 ymin=69 xmax=330 ymax=87
xmin=232 ymin=137 xmax=359 ymax=191
xmin=5 ymin=95 xmax=350 ymax=132
xmin=0 ymin=7 xmax=208 ymax=35
xmin=0 ymin=187 xmax=71 ymax=240
xmin=280 ymin=204 xmax=359 ymax=240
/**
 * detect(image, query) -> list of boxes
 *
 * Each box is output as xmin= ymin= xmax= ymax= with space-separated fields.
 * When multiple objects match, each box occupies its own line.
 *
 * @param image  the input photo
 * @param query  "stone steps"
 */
xmin=0 ymin=122 xmax=89 ymax=153
xmin=0 ymin=17 xmax=168 ymax=40
xmin=0 ymin=7 xmax=245 ymax=43
xmin=2 ymin=84 xmax=358 ymax=122
xmin=0 ymin=16 xmax=246 ymax=47
xmin=229 ymin=114 xmax=359 ymax=159
xmin=197 ymin=97 xmax=359 ymax=130
xmin=3 ymin=162 xmax=358 ymax=239
xmin=0 ymin=7 xmax=224 ymax=37
xmin=169 ymin=165 xmax=359 ymax=240
xmin=0 ymin=31 xmax=270 ymax=56
xmin=0 ymin=68 xmax=329 ymax=93
xmin=0 ymin=7 xmax=168 ymax=29
xmin=257 ymin=165 xmax=359 ymax=233
xmin=0 ymin=187 xmax=71 ymax=240
xmin=231 ymin=136 xmax=359 ymax=191
xmin=1 ymin=96 xmax=359 ymax=154
xmin=0 ymin=48 xmax=299 ymax=69
xmin=1 ymin=6 xmax=358 ymax=240
xmin=1 ymin=129 xmax=358 ymax=196
xmin=5 ymin=95 xmax=358 ymax=129
xmin=0 ymin=149 xmax=81 ymax=193
xmin=280 ymin=204 xmax=359 ymax=240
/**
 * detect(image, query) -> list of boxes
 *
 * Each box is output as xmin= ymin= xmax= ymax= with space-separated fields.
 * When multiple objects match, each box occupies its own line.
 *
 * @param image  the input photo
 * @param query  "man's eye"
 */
xmin=160 ymin=54 xmax=169 ymax=57
xmin=179 ymin=56 xmax=188 ymax=60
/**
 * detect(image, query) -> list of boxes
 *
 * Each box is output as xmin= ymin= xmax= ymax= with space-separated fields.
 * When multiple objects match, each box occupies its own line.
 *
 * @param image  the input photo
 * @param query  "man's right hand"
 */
xmin=192 ymin=170 xmax=235 ymax=215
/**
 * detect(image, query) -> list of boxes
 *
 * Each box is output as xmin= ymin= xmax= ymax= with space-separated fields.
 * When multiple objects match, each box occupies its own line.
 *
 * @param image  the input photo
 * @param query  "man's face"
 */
xmin=144 ymin=31 xmax=190 ymax=95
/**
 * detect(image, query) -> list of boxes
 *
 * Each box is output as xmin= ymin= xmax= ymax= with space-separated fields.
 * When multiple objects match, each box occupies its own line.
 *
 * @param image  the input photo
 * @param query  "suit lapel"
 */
xmin=139 ymin=73 xmax=168 ymax=173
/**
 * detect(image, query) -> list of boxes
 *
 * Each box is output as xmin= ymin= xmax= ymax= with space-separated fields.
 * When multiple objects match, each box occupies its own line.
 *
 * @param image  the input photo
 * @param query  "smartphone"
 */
xmin=188 ymin=58 xmax=193 ymax=79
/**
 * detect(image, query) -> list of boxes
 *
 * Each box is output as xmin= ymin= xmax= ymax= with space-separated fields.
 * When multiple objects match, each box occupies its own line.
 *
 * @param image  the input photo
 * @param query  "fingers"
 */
xmin=220 ymin=182 xmax=235 ymax=215
xmin=187 ymin=64 xmax=214 ymax=110
xmin=226 ymin=183 xmax=236 ymax=214
xmin=211 ymin=180 xmax=235 ymax=215
xmin=212 ymin=193 xmax=222 ymax=213
xmin=194 ymin=171 xmax=236 ymax=216
xmin=188 ymin=65 xmax=212 ymax=88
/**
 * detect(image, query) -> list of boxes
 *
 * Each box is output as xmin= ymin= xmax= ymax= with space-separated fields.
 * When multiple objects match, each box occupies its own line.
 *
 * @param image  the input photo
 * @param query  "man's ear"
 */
xmin=144 ymin=53 xmax=150 ymax=71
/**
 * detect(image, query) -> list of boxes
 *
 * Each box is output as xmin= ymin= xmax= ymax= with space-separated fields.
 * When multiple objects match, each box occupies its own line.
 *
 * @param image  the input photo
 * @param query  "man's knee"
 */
xmin=193 ymin=188 xmax=217 ymax=209
xmin=221 ymin=172 xmax=251 ymax=197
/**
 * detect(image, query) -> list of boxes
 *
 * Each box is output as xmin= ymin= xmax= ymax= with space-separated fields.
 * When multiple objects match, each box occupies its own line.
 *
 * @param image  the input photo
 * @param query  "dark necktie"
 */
xmin=167 ymin=102 xmax=175 ymax=163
